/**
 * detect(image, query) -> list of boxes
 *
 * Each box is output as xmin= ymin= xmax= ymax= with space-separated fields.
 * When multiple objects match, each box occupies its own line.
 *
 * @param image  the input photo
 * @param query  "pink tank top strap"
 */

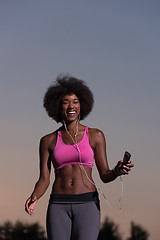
xmin=82 ymin=126 xmax=89 ymax=144
xmin=85 ymin=126 xmax=88 ymax=133
xmin=57 ymin=130 xmax=62 ymax=142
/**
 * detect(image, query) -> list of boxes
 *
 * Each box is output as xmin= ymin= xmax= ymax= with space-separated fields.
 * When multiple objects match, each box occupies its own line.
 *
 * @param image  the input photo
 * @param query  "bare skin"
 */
xmin=25 ymin=93 xmax=134 ymax=216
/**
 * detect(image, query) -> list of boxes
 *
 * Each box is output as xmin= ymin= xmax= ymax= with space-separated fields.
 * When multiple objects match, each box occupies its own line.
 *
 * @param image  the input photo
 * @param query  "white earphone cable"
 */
xmin=63 ymin=121 xmax=123 ymax=210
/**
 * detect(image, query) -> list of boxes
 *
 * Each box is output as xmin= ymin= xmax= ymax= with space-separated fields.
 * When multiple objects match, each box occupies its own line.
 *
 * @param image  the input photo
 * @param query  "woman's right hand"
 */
xmin=25 ymin=196 xmax=37 ymax=216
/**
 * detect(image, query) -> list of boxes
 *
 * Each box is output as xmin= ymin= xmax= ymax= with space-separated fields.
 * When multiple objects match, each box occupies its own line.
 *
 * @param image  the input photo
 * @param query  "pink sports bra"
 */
xmin=51 ymin=126 xmax=94 ymax=170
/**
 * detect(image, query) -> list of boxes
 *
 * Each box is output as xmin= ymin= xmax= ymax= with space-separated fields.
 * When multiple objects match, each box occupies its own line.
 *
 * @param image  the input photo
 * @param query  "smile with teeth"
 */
xmin=67 ymin=111 xmax=76 ymax=114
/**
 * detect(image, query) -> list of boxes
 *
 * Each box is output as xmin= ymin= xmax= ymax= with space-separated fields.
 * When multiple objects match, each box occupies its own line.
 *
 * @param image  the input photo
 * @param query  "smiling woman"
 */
xmin=25 ymin=74 xmax=134 ymax=240
xmin=61 ymin=94 xmax=80 ymax=123
xmin=43 ymin=74 xmax=94 ymax=123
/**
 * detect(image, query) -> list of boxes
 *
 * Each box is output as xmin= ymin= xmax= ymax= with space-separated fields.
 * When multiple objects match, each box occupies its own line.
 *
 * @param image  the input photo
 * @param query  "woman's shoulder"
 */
xmin=40 ymin=127 xmax=62 ymax=148
xmin=87 ymin=127 xmax=106 ymax=145
xmin=88 ymin=126 xmax=105 ymax=137
xmin=41 ymin=132 xmax=56 ymax=142
xmin=87 ymin=126 xmax=106 ymax=148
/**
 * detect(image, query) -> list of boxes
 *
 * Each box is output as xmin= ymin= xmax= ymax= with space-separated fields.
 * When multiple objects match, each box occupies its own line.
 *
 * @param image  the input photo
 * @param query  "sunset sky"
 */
xmin=1 ymin=1 xmax=160 ymax=239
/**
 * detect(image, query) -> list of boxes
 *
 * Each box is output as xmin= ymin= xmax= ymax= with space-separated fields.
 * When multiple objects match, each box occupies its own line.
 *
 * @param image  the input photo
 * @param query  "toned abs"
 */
xmin=52 ymin=164 xmax=96 ymax=194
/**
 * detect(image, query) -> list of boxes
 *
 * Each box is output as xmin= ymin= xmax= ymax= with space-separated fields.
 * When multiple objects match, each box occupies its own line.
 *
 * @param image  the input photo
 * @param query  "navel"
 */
xmin=70 ymin=180 xmax=74 ymax=186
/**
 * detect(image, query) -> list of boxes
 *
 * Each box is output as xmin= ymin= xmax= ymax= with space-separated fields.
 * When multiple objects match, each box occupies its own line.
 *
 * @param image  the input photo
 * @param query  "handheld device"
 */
xmin=120 ymin=151 xmax=131 ymax=174
xmin=123 ymin=151 xmax=131 ymax=164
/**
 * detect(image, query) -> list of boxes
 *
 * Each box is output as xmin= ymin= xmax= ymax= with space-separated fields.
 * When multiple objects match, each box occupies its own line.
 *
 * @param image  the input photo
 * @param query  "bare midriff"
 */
xmin=52 ymin=164 xmax=96 ymax=194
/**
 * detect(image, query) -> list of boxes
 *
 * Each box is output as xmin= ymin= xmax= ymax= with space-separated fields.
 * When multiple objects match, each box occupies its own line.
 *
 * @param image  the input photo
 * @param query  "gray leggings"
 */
xmin=46 ymin=202 xmax=100 ymax=240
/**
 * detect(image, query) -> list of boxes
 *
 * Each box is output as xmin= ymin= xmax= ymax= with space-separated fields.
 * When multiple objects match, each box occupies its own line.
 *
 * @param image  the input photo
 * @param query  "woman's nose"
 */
xmin=68 ymin=102 xmax=74 ymax=108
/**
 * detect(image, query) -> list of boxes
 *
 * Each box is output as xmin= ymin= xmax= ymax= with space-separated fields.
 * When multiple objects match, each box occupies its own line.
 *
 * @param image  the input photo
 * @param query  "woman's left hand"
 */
xmin=115 ymin=160 xmax=134 ymax=176
xmin=123 ymin=160 xmax=134 ymax=174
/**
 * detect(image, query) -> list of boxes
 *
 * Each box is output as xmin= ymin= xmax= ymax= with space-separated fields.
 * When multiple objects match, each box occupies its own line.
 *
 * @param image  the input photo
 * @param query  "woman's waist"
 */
xmin=49 ymin=191 xmax=99 ymax=204
xmin=51 ymin=180 xmax=97 ymax=195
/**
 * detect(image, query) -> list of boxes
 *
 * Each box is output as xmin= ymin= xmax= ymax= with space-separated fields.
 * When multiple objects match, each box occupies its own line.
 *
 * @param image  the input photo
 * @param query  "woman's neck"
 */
xmin=63 ymin=119 xmax=79 ymax=133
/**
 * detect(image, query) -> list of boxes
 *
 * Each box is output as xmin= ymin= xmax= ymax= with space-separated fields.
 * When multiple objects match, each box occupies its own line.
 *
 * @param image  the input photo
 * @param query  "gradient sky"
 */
xmin=0 ymin=1 xmax=160 ymax=239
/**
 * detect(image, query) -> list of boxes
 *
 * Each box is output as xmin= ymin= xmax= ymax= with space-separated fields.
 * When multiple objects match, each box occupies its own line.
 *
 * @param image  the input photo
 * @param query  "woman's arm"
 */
xmin=25 ymin=134 xmax=55 ymax=215
xmin=31 ymin=135 xmax=51 ymax=199
xmin=90 ymin=128 xmax=133 ymax=183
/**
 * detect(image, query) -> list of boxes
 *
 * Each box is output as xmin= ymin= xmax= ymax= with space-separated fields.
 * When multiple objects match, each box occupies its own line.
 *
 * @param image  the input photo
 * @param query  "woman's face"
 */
xmin=61 ymin=93 xmax=80 ymax=122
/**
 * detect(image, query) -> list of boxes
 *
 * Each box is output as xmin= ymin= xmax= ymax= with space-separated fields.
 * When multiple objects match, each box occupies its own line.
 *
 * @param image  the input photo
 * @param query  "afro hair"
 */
xmin=43 ymin=74 xmax=94 ymax=123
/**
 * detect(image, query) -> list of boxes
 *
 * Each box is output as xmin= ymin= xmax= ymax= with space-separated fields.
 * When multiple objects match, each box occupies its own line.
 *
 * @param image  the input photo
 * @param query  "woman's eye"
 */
xmin=62 ymin=101 xmax=79 ymax=105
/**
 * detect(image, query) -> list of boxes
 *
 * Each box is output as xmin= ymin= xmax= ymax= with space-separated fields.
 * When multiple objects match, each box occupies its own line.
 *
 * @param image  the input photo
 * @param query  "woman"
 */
xmin=25 ymin=75 xmax=134 ymax=240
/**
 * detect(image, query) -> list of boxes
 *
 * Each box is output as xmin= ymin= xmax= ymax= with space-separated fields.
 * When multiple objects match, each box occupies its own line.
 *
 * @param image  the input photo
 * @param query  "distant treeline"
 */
xmin=0 ymin=217 xmax=149 ymax=240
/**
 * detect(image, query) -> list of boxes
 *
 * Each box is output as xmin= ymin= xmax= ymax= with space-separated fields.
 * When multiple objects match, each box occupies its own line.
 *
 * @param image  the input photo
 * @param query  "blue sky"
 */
xmin=0 ymin=1 xmax=160 ymax=239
